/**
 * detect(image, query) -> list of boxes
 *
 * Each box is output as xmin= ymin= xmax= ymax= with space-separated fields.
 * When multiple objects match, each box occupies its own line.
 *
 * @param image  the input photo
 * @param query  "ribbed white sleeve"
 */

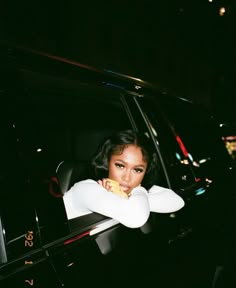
xmin=63 ymin=180 xmax=185 ymax=228
xmin=148 ymin=185 xmax=185 ymax=213
xmin=63 ymin=179 xmax=150 ymax=228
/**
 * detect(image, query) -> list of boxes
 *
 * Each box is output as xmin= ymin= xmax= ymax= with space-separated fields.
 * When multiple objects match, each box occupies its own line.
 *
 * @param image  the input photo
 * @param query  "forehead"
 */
xmin=111 ymin=144 xmax=147 ymax=165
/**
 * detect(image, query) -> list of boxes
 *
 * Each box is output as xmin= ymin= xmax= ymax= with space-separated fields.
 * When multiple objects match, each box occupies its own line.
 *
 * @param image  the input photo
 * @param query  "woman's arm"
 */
xmin=148 ymin=185 xmax=185 ymax=213
xmin=65 ymin=179 xmax=150 ymax=228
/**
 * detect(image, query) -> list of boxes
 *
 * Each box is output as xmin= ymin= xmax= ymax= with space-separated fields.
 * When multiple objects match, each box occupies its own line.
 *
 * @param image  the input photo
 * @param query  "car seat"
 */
xmin=56 ymin=129 xmax=114 ymax=194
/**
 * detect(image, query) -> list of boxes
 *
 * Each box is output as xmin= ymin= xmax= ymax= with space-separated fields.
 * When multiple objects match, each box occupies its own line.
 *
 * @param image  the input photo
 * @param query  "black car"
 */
xmin=0 ymin=42 xmax=234 ymax=287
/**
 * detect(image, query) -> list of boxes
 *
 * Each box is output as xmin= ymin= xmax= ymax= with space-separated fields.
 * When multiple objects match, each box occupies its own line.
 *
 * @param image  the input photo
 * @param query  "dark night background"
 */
xmin=0 ymin=2 xmax=236 ymax=287
xmin=1 ymin=0 xmax=235 ymax=123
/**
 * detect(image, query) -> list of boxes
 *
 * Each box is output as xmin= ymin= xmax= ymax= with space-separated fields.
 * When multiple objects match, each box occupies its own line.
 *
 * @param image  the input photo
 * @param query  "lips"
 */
xmin=120 ymin=184 xmax=131 ymax=193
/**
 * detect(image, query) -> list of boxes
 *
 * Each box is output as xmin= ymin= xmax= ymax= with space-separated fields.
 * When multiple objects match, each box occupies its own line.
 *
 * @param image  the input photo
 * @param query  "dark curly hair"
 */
xmin=92 ymin=129 xmax=159 ymax=189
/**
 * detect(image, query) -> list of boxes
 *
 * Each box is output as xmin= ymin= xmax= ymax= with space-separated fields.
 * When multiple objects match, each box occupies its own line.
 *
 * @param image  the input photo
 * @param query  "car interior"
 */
xmin=56 ymin=129 xmax=115 ymax=195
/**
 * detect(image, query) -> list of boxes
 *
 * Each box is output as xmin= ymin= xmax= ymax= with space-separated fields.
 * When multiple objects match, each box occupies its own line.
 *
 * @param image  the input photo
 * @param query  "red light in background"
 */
xmin=175 ymin=135 xmax=189 ymax=157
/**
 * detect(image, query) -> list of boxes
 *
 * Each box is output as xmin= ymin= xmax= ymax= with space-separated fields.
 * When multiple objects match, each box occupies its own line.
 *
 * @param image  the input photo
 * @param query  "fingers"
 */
xmin=98 ymin=178 xmax=112 ymax=191
xmin=98 ymin=178 xmax=128 ymax=198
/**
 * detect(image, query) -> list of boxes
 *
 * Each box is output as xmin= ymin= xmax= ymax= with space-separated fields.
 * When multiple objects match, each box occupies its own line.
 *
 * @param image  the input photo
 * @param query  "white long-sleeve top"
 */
xmin=63 ymin=179 xmax=185 ymax=228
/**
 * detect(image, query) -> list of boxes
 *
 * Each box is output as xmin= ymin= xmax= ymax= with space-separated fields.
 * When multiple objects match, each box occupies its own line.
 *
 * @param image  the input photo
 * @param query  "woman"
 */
xmin=63 ymin=130 xmax=185 ymax=228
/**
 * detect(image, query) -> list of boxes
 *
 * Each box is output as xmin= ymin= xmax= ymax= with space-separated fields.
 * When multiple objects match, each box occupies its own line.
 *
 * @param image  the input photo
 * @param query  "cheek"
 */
xmin=129 ymin=172 xmax=145 ymax=187
xmin=135 ymin=173 xmax=145 ymax=185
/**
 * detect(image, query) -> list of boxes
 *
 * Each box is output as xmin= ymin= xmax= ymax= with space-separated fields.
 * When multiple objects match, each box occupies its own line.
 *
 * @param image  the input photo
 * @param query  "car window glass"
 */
xmin=157 ymin=97 xmax=231 ymax=177
xmin=1 ymin=71 xmax=134 ymax=252
xmin=137 ymin=96 xmax=196 ymax=191
xmin=124 ymin=94 xmax=169 ymax=188
xmin=15 ymin=79 xmax=133 ymax=240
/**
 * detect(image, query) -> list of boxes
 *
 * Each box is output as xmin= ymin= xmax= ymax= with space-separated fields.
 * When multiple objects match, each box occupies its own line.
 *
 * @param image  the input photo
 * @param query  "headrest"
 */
xmin=72 ymin=129 xmax=114 ymax=162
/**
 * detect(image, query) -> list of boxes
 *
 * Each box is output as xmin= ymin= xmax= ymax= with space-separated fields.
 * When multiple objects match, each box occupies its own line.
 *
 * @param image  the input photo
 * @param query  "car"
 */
xmin=0 ymin=41 xmax=234 ymax=287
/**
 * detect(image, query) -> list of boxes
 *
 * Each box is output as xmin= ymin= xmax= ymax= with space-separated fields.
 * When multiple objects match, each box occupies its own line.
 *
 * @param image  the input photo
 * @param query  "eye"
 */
xmin=115 ymin=163 xmax=124 ymax=169
xmin=134 ymin=168 xmax=144 ymax=174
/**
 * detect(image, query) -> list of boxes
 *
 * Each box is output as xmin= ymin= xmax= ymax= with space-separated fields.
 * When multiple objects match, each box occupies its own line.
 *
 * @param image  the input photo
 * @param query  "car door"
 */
xmin=14 ymin=68 xmax=154 ymax=286
xmin=124 ymin=93 xmax=207 ymax=239
xmin=0 ymin=88 xmax=63 ymax=288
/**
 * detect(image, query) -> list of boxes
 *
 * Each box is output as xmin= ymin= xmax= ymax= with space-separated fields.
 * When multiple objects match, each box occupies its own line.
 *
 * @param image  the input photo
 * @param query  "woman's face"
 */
xmin=108 ymin=144 xmax=147 ymax=194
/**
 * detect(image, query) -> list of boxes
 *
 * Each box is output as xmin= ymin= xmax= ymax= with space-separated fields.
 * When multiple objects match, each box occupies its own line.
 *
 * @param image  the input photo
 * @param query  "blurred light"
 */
xmin=188 ymin=153 xmax=193 ymax=162
xmin=193 ymin=161 xmax=200 ymax=167
xmin=64 ymin=231 xmax=91 ymax=245
xmin=144 ymin=116 xmax=158 ymax=138
xmin=175 ymin=135 xmax=189 ymax=157
xmin=219 ymin=7 xmax=226 ymax=16
xmin=222 ymin=135 xmax=236 ymax=141
xmin=206 ymin=178 xmax=213 ymax=184
xmin=150 ymin=126 xmax=158 ymax=137
xmin=181 ymin=175 xmax=187 ymax=181
xmin=175 ymin=152 xmax=181 ymax=161
xmin=199 ymin=158 xmax=211 ymax=164
xmin=103 ymin=82 xmax=125 ymax=90
xmin=36 ymin=148 xmax=42 ymax=152
xmin=195 ymin=187 xmax=206 ymax=195
xmin=224 ymin=141 xmax=236 ymax=158
xmin=181 ymin=159 xmax=189 ymax=165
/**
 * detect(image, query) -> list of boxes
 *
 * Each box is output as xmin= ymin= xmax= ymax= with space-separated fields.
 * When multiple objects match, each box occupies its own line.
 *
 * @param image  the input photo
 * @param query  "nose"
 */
xmin=121 ymin=170 xmax=131 ymax=182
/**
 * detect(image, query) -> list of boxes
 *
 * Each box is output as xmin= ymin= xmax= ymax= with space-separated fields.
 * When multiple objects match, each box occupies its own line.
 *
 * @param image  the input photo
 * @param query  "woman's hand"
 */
xmin=98 ymin=178 xmax=129 ymax=198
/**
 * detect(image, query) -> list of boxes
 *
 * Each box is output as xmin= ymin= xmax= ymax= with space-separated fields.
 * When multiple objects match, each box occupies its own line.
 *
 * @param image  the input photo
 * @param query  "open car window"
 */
xmin=7 ymin=71 xmax=135 ymax=244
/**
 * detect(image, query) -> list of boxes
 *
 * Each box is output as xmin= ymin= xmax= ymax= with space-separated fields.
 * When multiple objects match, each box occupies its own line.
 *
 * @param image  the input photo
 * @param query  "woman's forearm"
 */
xmin=64 ymin=180 xmax=150 ymax=228
xmin=148 ymin=185 xmax=185 ymax=213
